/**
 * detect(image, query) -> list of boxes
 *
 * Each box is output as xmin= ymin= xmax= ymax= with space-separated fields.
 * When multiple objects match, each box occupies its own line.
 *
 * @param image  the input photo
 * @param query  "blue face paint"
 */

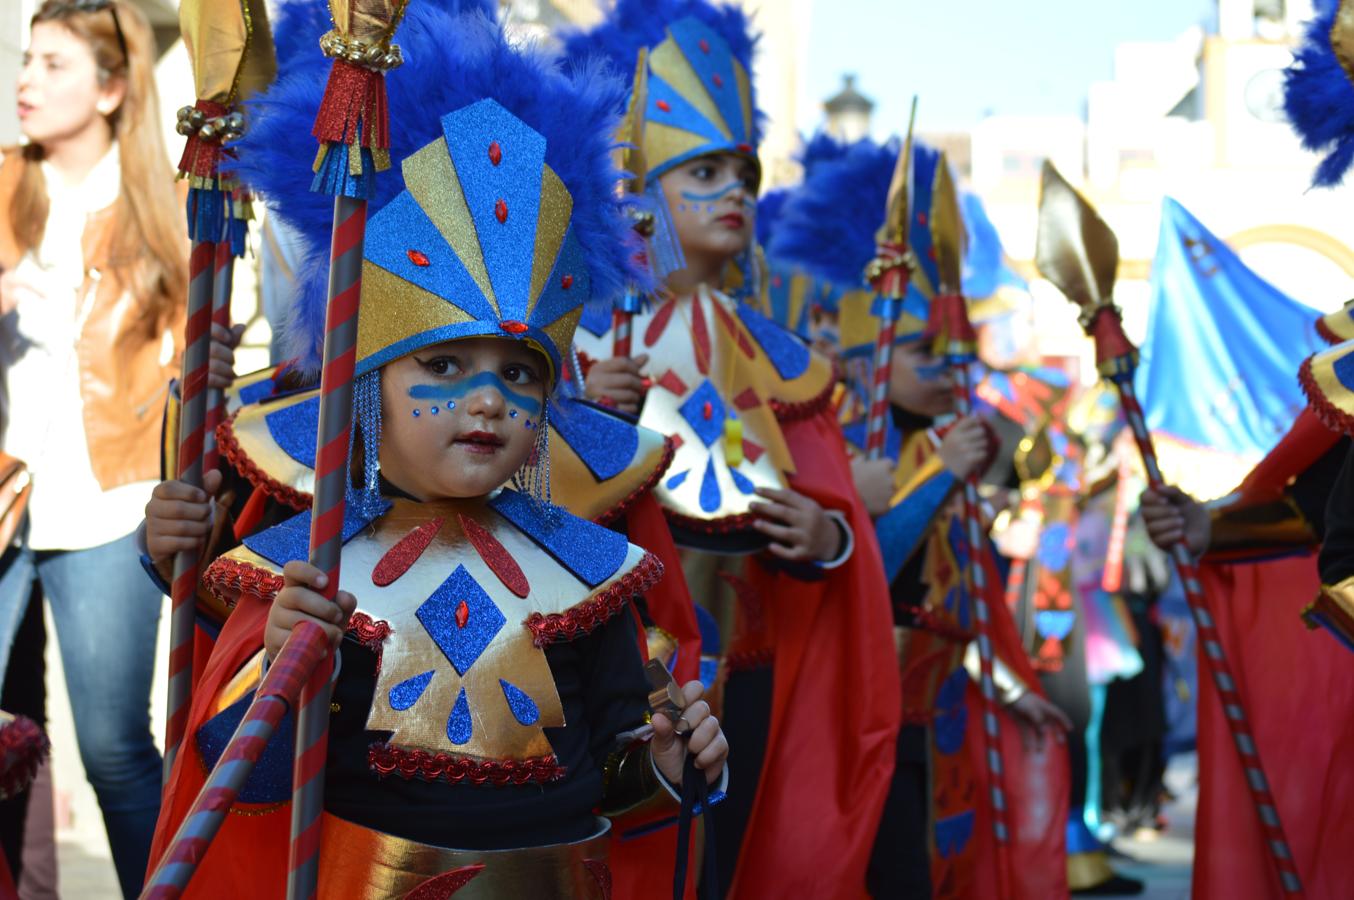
xmin=680 ymin=181 xmax=745 ymax=203
xmin=408 ymin=371 xmax=543 ymax=417
xmin=509 ymin=410 xmax=518 ymax=419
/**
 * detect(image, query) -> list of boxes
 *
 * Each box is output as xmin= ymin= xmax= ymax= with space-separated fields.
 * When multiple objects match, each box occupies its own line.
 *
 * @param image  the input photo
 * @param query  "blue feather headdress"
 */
xmin=1284 ymin=0 xmax=1354 ymax=186
xmin=231 ymin=3 xmax=638 ymax=378
xmin=561 ymin=0 xmax=763 ymax=183
xmin=766 ymin=135 xmax=941 ymax=357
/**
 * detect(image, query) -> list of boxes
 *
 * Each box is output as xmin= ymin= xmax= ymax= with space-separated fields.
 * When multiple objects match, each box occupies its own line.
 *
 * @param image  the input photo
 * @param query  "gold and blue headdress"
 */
xmin=1285 ymin=0 xmax=1354 ymax=186
xmin=564 ymin=0 xmax=763 ymax=184
xmin=234 ymin=2 xmax=638 ymax=382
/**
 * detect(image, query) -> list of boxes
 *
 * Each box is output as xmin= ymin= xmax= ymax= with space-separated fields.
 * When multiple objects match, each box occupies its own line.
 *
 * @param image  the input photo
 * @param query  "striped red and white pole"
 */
xmin=612 ymin=286 xmax=644 ymax=360
xmin=864 ymin=306 xmax=899 ymax=460
xmin=287 ymin=194 xmax=366 ymax=900
xmin=164 ymin=238 xmax=218 ymax=787
xmin=141 ymin=622 xmax=330 ymax=900
xmin=1115 ymin=377 xmax=1303 ymax=896
xmin=953 ymin=362 xmax=1014 ymax=900
xmin=203 ymin=241 xmax=235 ymax=474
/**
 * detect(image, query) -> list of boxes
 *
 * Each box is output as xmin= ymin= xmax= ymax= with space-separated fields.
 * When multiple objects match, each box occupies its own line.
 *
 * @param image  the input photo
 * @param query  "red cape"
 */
xmin=1195 ymin=556 xmax=1354 ymax=899
xmin=727 ymin=407 xmax=901 ymax=899
xmin=1192 ymin=407 xmax=1354 ymax=899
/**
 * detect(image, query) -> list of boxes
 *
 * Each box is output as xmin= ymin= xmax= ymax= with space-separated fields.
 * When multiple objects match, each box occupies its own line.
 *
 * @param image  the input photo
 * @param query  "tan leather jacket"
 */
xmin=0 ymin=149 xmax=185 ymax=490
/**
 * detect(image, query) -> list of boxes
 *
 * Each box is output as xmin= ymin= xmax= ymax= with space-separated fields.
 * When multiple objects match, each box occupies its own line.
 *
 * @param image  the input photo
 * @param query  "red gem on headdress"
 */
xmin=455 ymin=600 xmax=470 ymax=629
xmin=772 ymin=275 xmax=783 ymax=288
xmin=699 ymin=39 xmax=710 ymax=53
xmin=407 ymin=249 xmax=430 ymax=267
xmin=372 ymin=518 xmax=444 ymax=586
xmin=736 ymin=143 xmax=753 ymax=154
xmin=495 ymin=199 xmax=508 ymax=224
xmin=488 ymin=141 xmax=502 ymax=166
xmin=656 ymin=100 xmax=672 ymax=112
xmin=500 ymin=320 xmax=529 ymax=335
xmin=460 ymin=513 xmax=530 ymax=598
xmin=917 ymin=212 xmax=928 ymax=226
xmin=561 ymin=274 xmax=574 ymax=290
xmin=712 ymin=73 xmax=724 ymax=88
xmin=928 ymin=247 xmax=938 ymax=261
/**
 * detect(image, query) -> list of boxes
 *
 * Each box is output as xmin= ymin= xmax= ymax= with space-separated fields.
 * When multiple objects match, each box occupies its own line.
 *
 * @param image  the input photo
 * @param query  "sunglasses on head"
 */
xmin=57 ymin=0 xmax=128 ymax=69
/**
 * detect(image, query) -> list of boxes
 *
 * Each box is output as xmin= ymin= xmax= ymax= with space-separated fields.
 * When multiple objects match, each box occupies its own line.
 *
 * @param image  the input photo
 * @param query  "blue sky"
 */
xmin=802 ymin=0 xmax=1217 ymax=135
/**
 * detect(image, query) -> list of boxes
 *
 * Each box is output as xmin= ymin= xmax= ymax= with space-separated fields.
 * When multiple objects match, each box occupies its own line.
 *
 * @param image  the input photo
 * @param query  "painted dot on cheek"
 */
xmin=509 ymin=410 xmax=518 ymax=419
xmin=430 ymin=406 xmax=439 ymax=415
xmin=412 ymin=409 xmax=421 ymax=418
xmin=447 ymin=401 xmax=456 ymax=410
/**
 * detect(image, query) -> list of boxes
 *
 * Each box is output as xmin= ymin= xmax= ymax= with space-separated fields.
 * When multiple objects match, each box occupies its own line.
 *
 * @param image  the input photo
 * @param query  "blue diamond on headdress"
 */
xmin=416 ymin=565 xmax=506 ymax=676
xmin=678 ymin=381 xmax=727 ymax=447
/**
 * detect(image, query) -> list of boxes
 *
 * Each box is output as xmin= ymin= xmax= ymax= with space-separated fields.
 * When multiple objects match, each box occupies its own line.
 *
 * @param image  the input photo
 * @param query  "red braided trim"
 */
xmin=595 ymin=438 xmax=677 ymax=526
xmin=203 ymin=556 xmax=285 ymax=609
xmin=217 ymin=412 xmax=312 ymax=512
xmin=901 ymin=605 xmax=976 ymax=644
xmin=348 ymin=612 xmax=390 ymax=650
xmin=663 ymin=508 xmax=761 ymax=536
xmin=1317 ymin=316 xmax=1344 ymax=346
xmin=367 ymin=743 xmax=566 ymax=787
xmin=1300 ymin=355 xmax=1354 ymax=436
xmin=526 ymin=552 xmax=664 ymax=647
xmin=724 ymin=648 xmax=774 ymax=674
xmin=770 ymin=376 xmax=835 ymax=424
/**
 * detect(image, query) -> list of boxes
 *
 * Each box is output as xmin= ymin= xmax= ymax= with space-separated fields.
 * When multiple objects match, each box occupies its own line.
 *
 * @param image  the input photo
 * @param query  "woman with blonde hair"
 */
xmin=0 ymin=2 xmax=187 ymax=894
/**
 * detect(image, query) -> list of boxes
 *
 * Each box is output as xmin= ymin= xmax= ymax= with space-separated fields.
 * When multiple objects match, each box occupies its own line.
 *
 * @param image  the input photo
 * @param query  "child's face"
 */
xmin=379 ymin=337 xmax=548 ymax=501
xmin=659 ymin=152 xmax=758 ymax=270
xmin=887 ymin=340 xmax=955 ymax=418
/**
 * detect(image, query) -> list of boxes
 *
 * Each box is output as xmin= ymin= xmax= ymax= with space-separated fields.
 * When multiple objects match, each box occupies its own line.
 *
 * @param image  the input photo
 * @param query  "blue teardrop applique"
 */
xmin=666 ymin=469 xmax=690 ymax=491
xmin=729 ymin=467 xmax=756 ymax=496
xmin=499 ymin=679 xmax=540 ymax=726
xmin=699 ymin=457 xmax=721 ymax=512
xmin=389 ymin=670 xmax=435 ymax=711
xmin=446 ymin=687 xmax=473 ymax=745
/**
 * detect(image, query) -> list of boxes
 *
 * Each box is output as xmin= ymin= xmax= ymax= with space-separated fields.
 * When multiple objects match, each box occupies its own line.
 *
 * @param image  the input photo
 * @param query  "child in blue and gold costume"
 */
xmin=769 ymin=134 xmax=1073 ymax=899
xmin=146 ymin=6 xmax=728 ymax=897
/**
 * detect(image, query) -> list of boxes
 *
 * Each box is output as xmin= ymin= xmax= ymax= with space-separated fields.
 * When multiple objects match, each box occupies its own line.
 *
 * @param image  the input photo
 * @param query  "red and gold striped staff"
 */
xmin=140 ymin=623 xmax=330 ymax=900
xmin=1036 ymin=161 xmax=1303 ymax=895
xmin=289 ymin=4 xmax=409 ymax=897
xmin=862 ymin=98 xmax=918 ymax=461
xmin=924 ymin=153 xmax=1014 ymax=899
xmin=166 ymin=0 xmax=276 ymax=787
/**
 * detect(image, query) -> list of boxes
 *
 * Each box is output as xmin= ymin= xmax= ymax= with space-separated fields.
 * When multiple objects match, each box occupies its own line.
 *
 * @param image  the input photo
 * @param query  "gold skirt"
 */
xmin=317 ymin=813 xmax=612 ymax=899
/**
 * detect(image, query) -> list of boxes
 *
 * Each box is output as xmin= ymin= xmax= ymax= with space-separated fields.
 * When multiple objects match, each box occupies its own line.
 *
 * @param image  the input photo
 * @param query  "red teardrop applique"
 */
xmin=656 ymin=369 xmax=688 ymax=396
xmin=561 ymin=274 xmax=574 ymax=290
xmin=455 ymin=600 xmax=470 ymax=629
xmin=710 ymin=298 xmax=755 ymax=359
xmin=495 ymin=198 xmax=508 ymax=224
xmin=488 ymin=141 xmax=502 ymax=166
xmin=743 ymin=439 xmax=764 ymax=463
xmin=656 ymin=99 xmax=672 ymax=112
xmin=712 ymin=73 xmax=724 ymax=88
xmin=407 ymin=249 xmax=430 ymax=267
xmin=404 ymin=864 xmax=486 ymax=900
xmin=644 ymin=297 xmax=677 ymax=346
xmin=460 ymin=513 xmax=530 ymax=598
xmin=372 ymin=518 xmax=444 ymax=587
xmin=698 ymin=39 xmax=710 ymax=54
xmin=500 ymin=320 xmax=529 ymax=335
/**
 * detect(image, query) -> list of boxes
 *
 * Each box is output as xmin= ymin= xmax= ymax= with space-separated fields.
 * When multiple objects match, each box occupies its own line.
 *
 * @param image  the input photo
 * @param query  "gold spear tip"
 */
xmin=1035 ymin=161 xmax=1119 ymax=310
xmin=928 ymin=151 xmax=965 ymax=295
xmin=875 ymin=96 xmax=918 ymax=249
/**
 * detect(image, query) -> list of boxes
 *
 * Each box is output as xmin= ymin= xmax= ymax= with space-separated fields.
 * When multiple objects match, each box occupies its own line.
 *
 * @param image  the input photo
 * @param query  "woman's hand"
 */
xmin=208 ymin=322 xmax=247 ymax=391
xmin=264 ymin=560 xmax=356 ymax=663
xmin=651 ymin=680 xmax=727 ymax=786
xmin=749 ymin=487 xmax=842 ymax=563
xmin=850 ymin=456 xmax=895 ymax=518
xmin=937 ymin=416 xmax=992 ymax=480
xmin=1139 ymin=485 xmax=1210 ymax=555
xmin=583 ymin=354 xmax=648 ymax=414
xmin=144 ymin=468 xmax=223 ymax=579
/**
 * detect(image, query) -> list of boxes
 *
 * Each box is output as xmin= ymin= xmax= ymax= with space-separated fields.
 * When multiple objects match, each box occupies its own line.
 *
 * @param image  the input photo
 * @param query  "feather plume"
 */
xmin=1284 ymin=1 xmax=1354 ymax=186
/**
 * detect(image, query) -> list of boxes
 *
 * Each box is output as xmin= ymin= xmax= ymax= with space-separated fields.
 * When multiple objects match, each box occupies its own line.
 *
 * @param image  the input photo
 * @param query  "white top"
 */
xmin=1 ymin=145 xmax=159 ymax=551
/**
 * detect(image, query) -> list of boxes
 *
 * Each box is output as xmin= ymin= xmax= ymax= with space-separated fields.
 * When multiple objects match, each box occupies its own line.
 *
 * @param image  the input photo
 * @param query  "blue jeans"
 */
xmin=0 ymin=530 xmax=163 ymax=899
